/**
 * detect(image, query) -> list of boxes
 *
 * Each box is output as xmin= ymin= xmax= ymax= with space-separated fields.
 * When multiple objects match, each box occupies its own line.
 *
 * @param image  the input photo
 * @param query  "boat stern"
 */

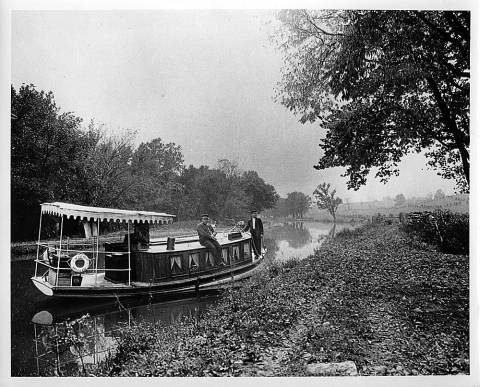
xmin=31 ymin=276 xmax=54 ymax=297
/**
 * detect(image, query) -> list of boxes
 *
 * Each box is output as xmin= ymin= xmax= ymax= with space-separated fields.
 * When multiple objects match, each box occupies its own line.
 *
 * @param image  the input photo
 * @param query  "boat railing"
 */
xmin=34 ymin=260 xmax=128 ymax=272
xmin=34 ymin=229 xmax=253 ymax=288
xmin=35 ymin=242 xmax=132 ymax=287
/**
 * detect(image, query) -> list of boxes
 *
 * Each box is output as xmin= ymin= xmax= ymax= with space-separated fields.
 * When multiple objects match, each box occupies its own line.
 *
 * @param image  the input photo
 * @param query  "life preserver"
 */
xmin=70 ymin=253 xmax=90 ymax=273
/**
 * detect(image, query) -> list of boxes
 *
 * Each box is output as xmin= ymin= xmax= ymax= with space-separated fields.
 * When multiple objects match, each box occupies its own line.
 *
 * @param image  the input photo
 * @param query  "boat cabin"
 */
xmin=32 ymin=202 xmax=261 ymax=298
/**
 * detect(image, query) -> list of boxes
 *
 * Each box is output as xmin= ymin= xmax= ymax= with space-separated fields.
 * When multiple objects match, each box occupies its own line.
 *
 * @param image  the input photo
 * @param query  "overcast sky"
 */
xmin=11 ymin=10 xmax=459 ymax=202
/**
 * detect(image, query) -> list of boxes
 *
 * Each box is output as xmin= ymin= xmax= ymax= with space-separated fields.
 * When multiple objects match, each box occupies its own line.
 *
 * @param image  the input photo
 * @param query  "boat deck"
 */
xmin=146 ymin=233 xmax=250 ymax=253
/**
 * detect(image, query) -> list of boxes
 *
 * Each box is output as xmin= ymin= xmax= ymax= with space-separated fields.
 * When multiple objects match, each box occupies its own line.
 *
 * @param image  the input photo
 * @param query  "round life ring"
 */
xmin=70 ymin=254 xmax=90 ymax=273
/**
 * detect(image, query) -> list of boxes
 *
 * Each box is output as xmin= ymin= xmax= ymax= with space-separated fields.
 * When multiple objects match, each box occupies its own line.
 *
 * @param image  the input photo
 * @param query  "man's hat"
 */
xmin=250 ymin=210 xmax=258 ymax=213
xmin=200 ymin=213 xmax=209 ymax=218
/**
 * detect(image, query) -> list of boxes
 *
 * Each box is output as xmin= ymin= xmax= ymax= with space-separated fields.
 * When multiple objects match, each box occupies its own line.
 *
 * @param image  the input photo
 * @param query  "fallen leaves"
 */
xmin=86 ymin=223 xmax=468 ymax=377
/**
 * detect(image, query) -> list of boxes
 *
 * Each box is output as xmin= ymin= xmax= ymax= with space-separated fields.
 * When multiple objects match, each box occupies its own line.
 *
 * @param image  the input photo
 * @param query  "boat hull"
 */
xmin=31 ymin=255 xmax=264 ymax=299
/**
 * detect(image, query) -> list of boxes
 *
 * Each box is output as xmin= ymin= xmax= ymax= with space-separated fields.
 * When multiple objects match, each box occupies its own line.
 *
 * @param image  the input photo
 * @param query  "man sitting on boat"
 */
xmin=243 ymin=210 xmax=263 ymax=258
xmin=196 ymin=214 xmax=225 ymax=267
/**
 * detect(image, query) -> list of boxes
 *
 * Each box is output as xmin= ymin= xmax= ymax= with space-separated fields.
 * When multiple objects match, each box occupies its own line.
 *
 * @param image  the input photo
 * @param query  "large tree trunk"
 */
xmin=457 ymin=143 xmax=470 ymax=185
xmin=427 ymin=77 xmax=470 ymax=187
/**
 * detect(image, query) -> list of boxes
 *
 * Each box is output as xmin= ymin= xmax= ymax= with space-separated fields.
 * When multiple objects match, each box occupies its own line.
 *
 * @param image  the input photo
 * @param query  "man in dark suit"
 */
xmin=243 ymin=210 xmax=263 ymax=257
xmin=196 ymin=214 xmax=224 ymax=266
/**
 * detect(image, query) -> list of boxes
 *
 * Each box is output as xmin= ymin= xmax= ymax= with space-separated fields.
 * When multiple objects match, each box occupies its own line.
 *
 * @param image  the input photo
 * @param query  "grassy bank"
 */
xmin=78 ymin=223 xmax=469 ymax=376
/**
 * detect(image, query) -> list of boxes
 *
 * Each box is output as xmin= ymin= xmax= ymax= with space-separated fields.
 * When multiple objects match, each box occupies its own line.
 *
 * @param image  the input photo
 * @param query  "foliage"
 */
xmin=175 ymin=165 xmax=279 ymax=221
xmin=11 ymin=85 xmax=280 ymax=241
xmin=34 ymin=313 xmax=97 ymax=376
xmin=239 ymin=170 xmax=280 ymax=213
xmin=401 ymin=210 xmax=468 ymax=255
xmin=434 ymin=189 xmax=446 ymax=200
xmin=11 ymin=84 xmax=87 ymax=240
xmin=394 ymin=193 xmax=406 ymax=207
xmin=77 ymin=122 xmax=138 ymax=208
xmin=313 ymin=182 xmax=342 ymax=221
xmin=333 ymin=224 xmax=369 ymax=239
xmin=269 ymin=197 xmax=290 ymax=218
xmin=86 ymin=224 xmax=468 ymax=376
xmin=217 ymin=159 xmax=242 ymax=179
xmin=275 ymin=10 xmax=470 ymax=192
xmin=130 ymin=138 xmax=185 ymax=214
xmin=285 ymin=191 xmax=311 ymax=218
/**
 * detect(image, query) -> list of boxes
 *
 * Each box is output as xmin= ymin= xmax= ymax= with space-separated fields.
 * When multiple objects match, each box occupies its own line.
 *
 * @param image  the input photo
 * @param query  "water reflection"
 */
xmin=269 ymin=222 xmax=312 ymax=248
xmin=267 ymin=221 xmax=354 ymax=262
xmin=30 ymin=297 xmax=213 ymax=376
xmin=32 ymin=311 xmax=120 ymax=376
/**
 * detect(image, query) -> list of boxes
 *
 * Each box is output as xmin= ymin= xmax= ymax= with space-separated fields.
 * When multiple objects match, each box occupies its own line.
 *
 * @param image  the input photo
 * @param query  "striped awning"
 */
xmin=41 ymin=202 xmax=176 ymax=224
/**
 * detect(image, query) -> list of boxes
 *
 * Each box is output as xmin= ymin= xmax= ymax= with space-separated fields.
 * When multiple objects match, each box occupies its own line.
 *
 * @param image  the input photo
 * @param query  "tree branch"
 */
xmin=412 ymin=11 xmax=468 ymax=59
xmin=427 ymin=76 xmax=469 ymax=184
xmin=444 ymin=11 xmax=470 ymax=42
xmin=301 ymin=10 xmax=344 ymax=37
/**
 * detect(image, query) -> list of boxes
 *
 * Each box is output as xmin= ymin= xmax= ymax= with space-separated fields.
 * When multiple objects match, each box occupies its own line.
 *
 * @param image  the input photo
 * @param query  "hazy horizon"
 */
xmin=12 ymin=10 xmax=460 ymax=203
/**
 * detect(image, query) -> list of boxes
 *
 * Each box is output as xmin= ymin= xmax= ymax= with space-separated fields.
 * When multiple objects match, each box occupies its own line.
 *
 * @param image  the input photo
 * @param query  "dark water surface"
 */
xmin=11 ymin=221 xmax=355 ymax=376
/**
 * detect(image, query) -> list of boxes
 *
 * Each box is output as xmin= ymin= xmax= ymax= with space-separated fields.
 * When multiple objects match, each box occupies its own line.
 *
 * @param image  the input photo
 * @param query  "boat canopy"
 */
xmin=41 ymin=202 xmax=176 ymax=224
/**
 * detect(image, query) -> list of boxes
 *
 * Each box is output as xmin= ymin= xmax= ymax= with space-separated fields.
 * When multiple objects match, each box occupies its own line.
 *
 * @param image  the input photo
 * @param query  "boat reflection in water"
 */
xmin=31 ymin=297 xmax=213 ymax=376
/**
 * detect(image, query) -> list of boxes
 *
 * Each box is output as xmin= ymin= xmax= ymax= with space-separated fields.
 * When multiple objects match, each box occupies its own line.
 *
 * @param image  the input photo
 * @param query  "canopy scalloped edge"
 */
xmin=41 ymin=202 xmax=176 ymax=224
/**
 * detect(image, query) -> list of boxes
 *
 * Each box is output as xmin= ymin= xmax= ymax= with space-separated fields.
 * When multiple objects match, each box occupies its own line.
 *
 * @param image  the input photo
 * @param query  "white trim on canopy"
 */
xmin=41 ymin=202 xmax=176 ymax=224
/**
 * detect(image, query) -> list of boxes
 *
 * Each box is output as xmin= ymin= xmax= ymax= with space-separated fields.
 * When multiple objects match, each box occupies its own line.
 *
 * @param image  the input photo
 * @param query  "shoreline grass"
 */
xmin=62 ymin=223 xmax=469 ymax=376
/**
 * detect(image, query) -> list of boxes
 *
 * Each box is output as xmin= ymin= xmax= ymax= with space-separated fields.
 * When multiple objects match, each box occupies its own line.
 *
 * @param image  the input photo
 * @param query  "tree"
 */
xmin=270 ymin=197 xmax=290 ymax=218
xmin=130 ymin=138 xmax=184 ymax=212
xmin=217 ymin=159 xmax=249 ymax=220
xmin=10 ymin=85 xmax=282 ymax=239
xmin=313 ymin=183 xmax=342 ymax=221
xmin=217 ymin=159 xmax=241 ymax=179
xmin=275 ymin=10 xmax=469 ymax=192
xmin=434 ymin=189 xmax=446 ymax=200
xmin=194 ymin=168 xmax=230 ymax=220
xmin=11 ymin=84 xmax=88 ymax=240
xmin=394 ymin=193 xmax=406 ymax=207
xmin=285 ymin=192 xmax=311 ymax=218
xmin=78 ymin=122 xmax=137 ymax=208
xmin=239 ymin=170 xmax=279 ymax=213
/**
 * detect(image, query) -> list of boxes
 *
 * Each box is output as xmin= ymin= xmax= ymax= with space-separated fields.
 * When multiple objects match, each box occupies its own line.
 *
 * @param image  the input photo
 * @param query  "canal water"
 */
xmin=11 ymin=221 xmax=355 ymax=376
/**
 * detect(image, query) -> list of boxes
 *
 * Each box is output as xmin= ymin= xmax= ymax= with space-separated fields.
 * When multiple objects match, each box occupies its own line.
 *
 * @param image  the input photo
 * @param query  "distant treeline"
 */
xmin=266 ymin=193 xmax=311 ymax=219
xmin=267 ymin=190 xmax=469 ymax=223
xmin=11 ymin=84 xmax=279 ymax=241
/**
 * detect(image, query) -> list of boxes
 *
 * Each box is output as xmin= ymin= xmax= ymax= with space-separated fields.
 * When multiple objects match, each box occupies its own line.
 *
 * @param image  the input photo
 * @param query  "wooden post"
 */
xmin=35 ymin=210 xmax=43 ymax=277
xmin=95 ymin=218 xmax=99 ymax=286
xmin=34 ymin=323 xmax=40 ymax=375
xmin=82 ymin=220 xmax=92 ymax=239
xmin=55 ymin=216 xmax=64 ymax=287
xmin=127 ymin=221 xmax=131 ymax=286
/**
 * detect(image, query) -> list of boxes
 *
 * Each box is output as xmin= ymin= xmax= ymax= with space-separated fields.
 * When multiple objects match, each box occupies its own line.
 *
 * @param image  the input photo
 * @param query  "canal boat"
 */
xmin=31 ymin=202 xmax=265 ymax=299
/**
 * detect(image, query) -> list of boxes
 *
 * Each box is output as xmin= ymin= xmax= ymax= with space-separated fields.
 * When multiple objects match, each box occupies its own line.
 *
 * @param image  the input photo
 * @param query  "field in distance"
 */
xmin=306 ymin=194 xmax=468 ymax=222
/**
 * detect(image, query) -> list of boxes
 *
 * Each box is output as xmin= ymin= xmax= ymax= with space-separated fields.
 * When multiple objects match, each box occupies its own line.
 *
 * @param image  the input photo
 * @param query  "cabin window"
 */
xmin=206 ymin=252 xmax=215 ymax=267
xmin=243 ymin=242 xmax=251 ymax=259
xmin=170 ymin=255 xmax=183 ymax=274
xmin=188 ymin=253 xmax=199 ymax=270
xmin=232 ymin=246 xmax=240 ymax=262
xmin=222 ymin=248 xmax=229 ymax=264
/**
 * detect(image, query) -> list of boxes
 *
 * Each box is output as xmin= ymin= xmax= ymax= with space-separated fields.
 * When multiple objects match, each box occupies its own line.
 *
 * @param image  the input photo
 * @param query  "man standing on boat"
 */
xmin=197 ymin=214 xmax=225 ymax=266
xmin=243 ymin=210 xmax=263 ymax=257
